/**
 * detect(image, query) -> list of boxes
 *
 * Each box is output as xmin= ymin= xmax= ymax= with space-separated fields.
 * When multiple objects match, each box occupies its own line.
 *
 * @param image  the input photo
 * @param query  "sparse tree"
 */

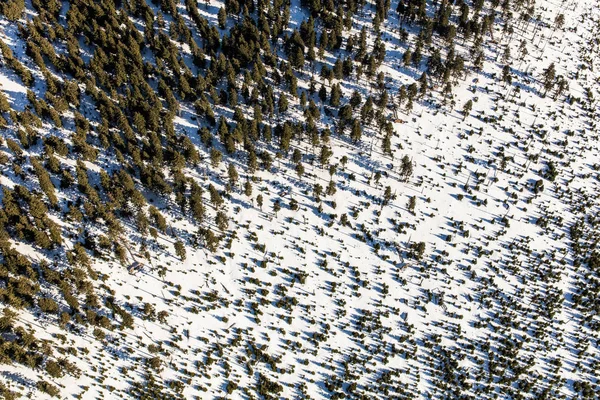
xmin=174 ymin=240 xmax=186 ymax=261
xmin=462 ymin=99 xmax=473 ymax=120
xmin=272 ymin=199 xmax=281 ymax=217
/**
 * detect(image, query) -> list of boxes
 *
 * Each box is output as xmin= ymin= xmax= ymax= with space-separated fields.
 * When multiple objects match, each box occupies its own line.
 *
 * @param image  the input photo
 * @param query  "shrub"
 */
xmin=45 ymin=360 xmax=63 ymax=378
xmin=38 ymin=298 xmax=59 ymax=314
xmin=36 ymin=380 xmax=60 ymax=397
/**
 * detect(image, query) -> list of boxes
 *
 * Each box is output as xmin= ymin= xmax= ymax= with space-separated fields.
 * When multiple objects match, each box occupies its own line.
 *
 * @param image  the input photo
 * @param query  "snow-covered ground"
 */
xmin=0 ymin=0 xmax=599 ymax=399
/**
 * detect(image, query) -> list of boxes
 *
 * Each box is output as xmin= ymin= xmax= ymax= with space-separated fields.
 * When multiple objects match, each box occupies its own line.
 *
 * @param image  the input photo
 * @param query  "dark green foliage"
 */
xmin=0 ymin=91 xmax=11 ymax=113
xmin=0 ymin=382 xmax=20 ymax=400
xmin=174 ymin=241 xmax=186 ymax=261
xmin=0 ymin=1 xmax=588 ymax=398
xmin=218 ymin=7 xmax=226 ymax=29
xmin=200 ymin=228 xmax=220 ymax=252
xmin=45 ymin=360 xmax=63 ymax=378
xmin=462 ymin=99 xmax=473 ymax=119
xmin=31 ymin=157 xmax=58 ymax=207
xmin=36 ymin=380 xmax=59 ymax=397
xmin=209 ymin=184 xmax=223 ymax=208
xmin=38 ymin=298 xmax=59 ymax=314
xmin=272 ymin=199 xmax=281 ymax=217
xmin=257 ymin=373 xmax=283 ymax=396
xmin=0 ymin=0 xmax=25 ymax=20
xmin=0 ymin=39 xmax=33 ymax=86
xmin=350 ymin=119 xmax=362 ymax=143
xmin=215 ymin=211 xmax=228 ymax=231
xmin=545 ymin=161 xmax=558 ymax=182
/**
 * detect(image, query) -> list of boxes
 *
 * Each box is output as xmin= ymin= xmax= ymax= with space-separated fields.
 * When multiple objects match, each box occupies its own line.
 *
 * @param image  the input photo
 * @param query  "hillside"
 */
xmin=0 ymin=0 xmax=599 ymax=399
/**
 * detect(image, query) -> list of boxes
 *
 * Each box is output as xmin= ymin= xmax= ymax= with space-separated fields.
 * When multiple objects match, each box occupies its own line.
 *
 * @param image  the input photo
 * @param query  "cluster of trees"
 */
xmin=0 ymin=0 xmax=24 ymax=21
xmin=0 ymin=0 xmax=589 ymax=397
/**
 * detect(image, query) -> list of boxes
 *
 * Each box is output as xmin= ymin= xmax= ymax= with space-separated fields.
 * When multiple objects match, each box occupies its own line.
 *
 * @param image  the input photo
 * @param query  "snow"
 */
xmin=0 ymin=0 xmax=599 ymax=399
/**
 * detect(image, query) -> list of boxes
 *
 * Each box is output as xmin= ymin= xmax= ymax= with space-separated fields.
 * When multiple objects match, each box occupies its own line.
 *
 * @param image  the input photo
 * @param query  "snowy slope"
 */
xmin=0 ymin=0 xmax=599 ymax=399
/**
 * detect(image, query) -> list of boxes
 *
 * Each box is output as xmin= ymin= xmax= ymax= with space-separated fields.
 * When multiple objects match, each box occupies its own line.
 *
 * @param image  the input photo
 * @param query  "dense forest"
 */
xmin=0 ymin=0 xmax=599 ymax=398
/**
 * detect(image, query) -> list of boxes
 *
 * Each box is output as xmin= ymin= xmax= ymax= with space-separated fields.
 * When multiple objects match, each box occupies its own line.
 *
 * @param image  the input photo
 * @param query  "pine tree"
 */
xmin=1 ymin=0 xmax=25 ymax=21
xmin=0 ymin=91 xmax=10 ymax=113
xmin=279 ymin=123 xmax=293 ymax=153
xmin=295 ymin=163 xmax=305 ymax=179
xmin=418 ymin=73 xmax=428 ymax=97
xmin=403 ymin=48 xmax=412 ymax=66
xmin=210 ymin=148 xmax=222 ymax=168
xmin=542 ymin=63 xmax=556 ymax=96
xmin=318 ymin=85 xmax=327 ymax=103
xmin=502 ymin=65 xmax=512 ymax=85
xmin=330 ymin=83 xmax=341 ymax=107
xmin=292 ymin=149 xmax=302 ymax=164
xmin=350 ymin=91 xmax=362 ymax=109
xmin=31 ymin=157 xmax=57 ymax=207
xmin=383 ymin=186 xmax=392 ymax=206
xmin=313 ymin=183 xmax=323 ymax=202
xmin=202 ymin=228 xmax=220 ymax=252
xmin=215 ymin=211 xmax=228 ymax=231
xmin=218 ymin=7 xmax=227 ymax=29
xmin=400 ymin=155 xmax=413 ymax=181
xmin=228 ymin=163 xmax=239 ymax=188
xmin=350 ymin=119 xmax=362 ymax=143
xmin=278 ymin=94 xmax=289 ymax=114
xmin=247 ymin=148 xmax=258 ymax=173
xmin=382 ymin=133 xmax=392 ymax=156
xmin=244 ymin=180 xmax=252 ymax=197
xmin=209 ymin=184 xmax=223 ymax=208
xmin=300 ymin=91 xmax=307 ymax=107
xmin=462 ymin=99 xmax=473 ymax=120
xmin=190 ymin=183 xmax=205 ymax=222
xmin=174 ymin=240 xmax=186 ymax=261
xmin=272 ymin=199 xmax=281 ymax=217
xmin=413 ymin=242 xmax=426 ymax=259
xmin=326 ymin=180 xmax=336 ymax=196
xmin=408 ymin=196 xmax=416 ymax=213
xmin=319 ymin=145 xmax=332 ymax=167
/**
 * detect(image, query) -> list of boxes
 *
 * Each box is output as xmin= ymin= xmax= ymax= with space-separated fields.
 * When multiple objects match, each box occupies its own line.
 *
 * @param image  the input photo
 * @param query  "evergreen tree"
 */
xmin=295 ymin=163 xmax=305 ymax=179
xmin=319 ymin=145 xmax=332 ymax=167
xmin=209 ymin=184 xmax=223 ymax=208
xmin=244 ymin=180 xmax=252 ymax=197
xmin=0 ymin=0 xmax=25 ymax=21
xmin=228 ymin=163 xmax=239 ymax=188
xmin=383 ymin=186 xmax=393 ymax=206
xmin=31 ymin=158 xmax=58 ymax=207
xmin=174 ymin=240 xmax=186 ymax=261
xmin=278 ymin=94 xmax=289 ymax=114
xmin=542 ymin=63 xmax=556 ymax=96
xmin=462 ymin=99 xmax=473 ymax=120
xmin=0 ymin=91 xmax=10 ymax=113
xmin=400 ymin=155 xmax=413 ymax=181
xmin=350 ymin=91 xmax=362 ymax=109
xmin=202 ymin=228 xmax=220 ymax=252
xmin=210 ymin=148 xmax=223 ymax=168
xmin=218 ymin=7 xmax=227 ymax=29
xmin=330 ymin=83 xmax=341 ymax=107
xmin=408 ymin=196 xmax=416 ymax=213
xmin=502 ymin=65 xmax=512 ymax=85
xmin=318 ymin=85 xmax=327 ymax=103
xmin=350 ymin=119 xmax=362 ymax=143
xmin=190 ymin=183 xmax=205 ymax=222
xmin=272 ymin=199 xmax=281 ymax=217
xmin=215 ymin=211 xmax=228 ymax=231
